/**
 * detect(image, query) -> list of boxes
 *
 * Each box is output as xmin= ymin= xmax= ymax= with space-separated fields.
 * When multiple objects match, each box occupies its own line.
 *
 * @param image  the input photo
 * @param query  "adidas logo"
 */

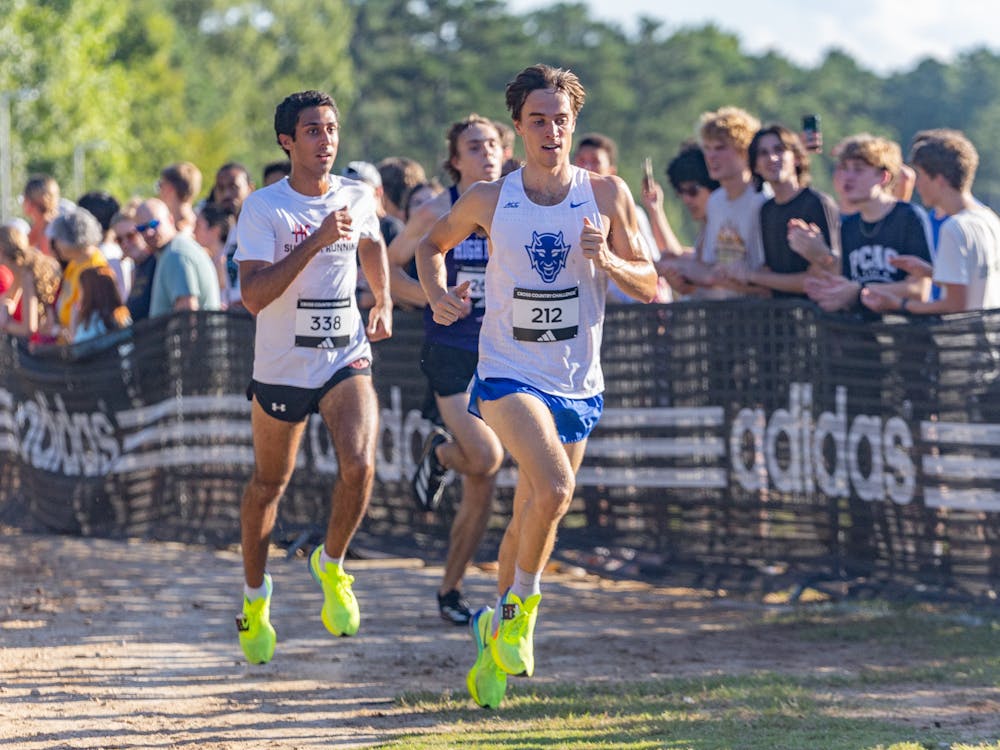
xmin=504 ymin=201 xmax=520 ymax=208
xmin=318 ymin=338 xmax=337 ymax=349
xmin=537 ymin=330 xmax=557 ymax=342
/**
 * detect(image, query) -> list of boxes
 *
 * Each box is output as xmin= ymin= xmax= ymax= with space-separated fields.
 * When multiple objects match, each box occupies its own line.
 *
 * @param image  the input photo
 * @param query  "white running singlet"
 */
xmin=479 ymin=166 xmax=607 ymax=398
xmin=235 ymin=176 xmax=381 ymax=388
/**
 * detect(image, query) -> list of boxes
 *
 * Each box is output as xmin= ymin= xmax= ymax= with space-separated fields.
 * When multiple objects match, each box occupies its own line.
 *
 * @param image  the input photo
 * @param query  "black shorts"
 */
xmin=247 ymin=357 xmax=372 ymax=423
xmin=420 ymin=341 xmax=478 ymax=398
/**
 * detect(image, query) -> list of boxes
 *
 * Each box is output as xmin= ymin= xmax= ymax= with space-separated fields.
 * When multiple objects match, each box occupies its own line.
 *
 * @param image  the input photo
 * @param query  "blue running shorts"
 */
xmin=467 ymin=375 xmax=603 ymax=445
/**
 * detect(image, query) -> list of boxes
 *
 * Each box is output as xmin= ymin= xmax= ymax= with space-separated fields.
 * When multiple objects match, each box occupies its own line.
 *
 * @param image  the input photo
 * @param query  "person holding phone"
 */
xmin=718 ymin=123 xmax=841 ymax=297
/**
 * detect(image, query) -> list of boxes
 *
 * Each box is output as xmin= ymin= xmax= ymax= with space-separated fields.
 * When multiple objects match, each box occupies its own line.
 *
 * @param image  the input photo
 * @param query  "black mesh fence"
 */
xmin=1 ymin=301 xmax=999 ymax=600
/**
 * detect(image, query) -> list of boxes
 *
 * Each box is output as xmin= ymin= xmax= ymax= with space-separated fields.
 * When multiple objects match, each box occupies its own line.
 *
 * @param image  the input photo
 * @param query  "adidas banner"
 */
xmin=1 ymin=301 xmax=999 ymax=599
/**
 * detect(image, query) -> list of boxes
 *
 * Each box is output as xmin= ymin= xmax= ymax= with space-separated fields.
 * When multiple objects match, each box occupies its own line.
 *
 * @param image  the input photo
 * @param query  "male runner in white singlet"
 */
xmin=416 ymin=64 xmax=657 ymax=708
xmin=233 ymin=90 xmax=392 ymax=664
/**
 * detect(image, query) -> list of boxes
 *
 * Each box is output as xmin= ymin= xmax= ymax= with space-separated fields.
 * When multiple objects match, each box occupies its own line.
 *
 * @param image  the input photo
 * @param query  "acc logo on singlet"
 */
xmin=525 ymin=231 xmax=570 ymax=283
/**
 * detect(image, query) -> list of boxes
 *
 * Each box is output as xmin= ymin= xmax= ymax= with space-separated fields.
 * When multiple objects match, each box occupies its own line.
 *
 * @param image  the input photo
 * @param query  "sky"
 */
xmin=507 ymin=0 xmax=1000 ymax=75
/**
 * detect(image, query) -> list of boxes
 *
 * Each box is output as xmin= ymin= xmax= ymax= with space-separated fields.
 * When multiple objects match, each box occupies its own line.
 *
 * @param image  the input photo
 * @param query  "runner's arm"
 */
xmin=416 ymin=182 xmax=497 ymax=325
xmin=239 ymin=208 xmax=353 ymax=316
xmin=589 ymin=176 xmax=659 ymax=302
xmin=358 ymin=235 xmax=393 ymax=340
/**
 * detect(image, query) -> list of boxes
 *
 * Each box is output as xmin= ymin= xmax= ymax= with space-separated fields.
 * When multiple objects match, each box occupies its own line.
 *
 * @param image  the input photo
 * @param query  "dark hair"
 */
xmin=666 ymin=141 xmax=719 ymax=193
xmin=443 ymin=114 xmax=500 ymax=184
xmin=78 ymin=266 xmax=130 ymax=332
xmin=77 ymin=191 xmax=121 ymax=233
xmin=505 ymin=64 xmax=586 ymax=122
xmin=197 ymin=202 xmax=236 ymax=245
xmin=576 ymin=132 xmax=618 ymax=169
xmin=262 ymin=159 xmax=292 ymax=183
xmin=748 ymin=123 xmax=810 ymax=188
xmin=274 ymin=90 xmax=339 ymax=154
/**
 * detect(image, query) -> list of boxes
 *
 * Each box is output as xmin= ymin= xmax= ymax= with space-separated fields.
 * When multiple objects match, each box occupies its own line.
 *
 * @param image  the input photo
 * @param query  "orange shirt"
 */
xmin=56 ymin=251 xmax=107 ymax=329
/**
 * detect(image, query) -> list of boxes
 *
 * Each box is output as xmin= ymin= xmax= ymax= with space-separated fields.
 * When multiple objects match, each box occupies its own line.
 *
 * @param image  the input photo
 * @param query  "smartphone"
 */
xmin=642 ymin=157 xmax=654 ymax=190
xmin=802 ymin=114 xmax=821 ymax=152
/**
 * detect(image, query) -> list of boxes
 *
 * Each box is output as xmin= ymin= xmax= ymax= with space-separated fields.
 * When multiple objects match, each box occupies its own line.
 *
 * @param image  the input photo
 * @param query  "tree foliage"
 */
xmin=3 ymin=0 xmax=1000 ymax=214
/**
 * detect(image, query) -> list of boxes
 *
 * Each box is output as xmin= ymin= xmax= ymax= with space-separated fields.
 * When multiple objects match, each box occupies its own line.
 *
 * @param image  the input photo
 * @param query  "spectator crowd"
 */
xmin=2 ymin=109 xmax=999 ymax=348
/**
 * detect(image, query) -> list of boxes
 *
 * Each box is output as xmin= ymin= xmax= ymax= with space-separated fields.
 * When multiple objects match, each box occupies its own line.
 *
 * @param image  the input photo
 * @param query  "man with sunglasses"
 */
xmin=134 ymin=198 xmax=221 ymax=317
xmin=112 ymin=205 xmax=156 ymax=322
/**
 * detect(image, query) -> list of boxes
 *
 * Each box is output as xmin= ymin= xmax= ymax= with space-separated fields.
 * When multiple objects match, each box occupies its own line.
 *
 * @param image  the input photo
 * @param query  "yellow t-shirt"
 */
xmin=56 ymin=251 xmax=108 ymax=329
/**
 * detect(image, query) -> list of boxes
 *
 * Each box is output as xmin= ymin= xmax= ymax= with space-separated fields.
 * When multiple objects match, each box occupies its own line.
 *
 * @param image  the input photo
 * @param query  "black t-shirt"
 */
xmin=126 ymin=254 xmax=157 ymax=322
xmin=760 ymin=187 xmax=839 ymax=298
xmin=841 ymin=202 xmax=932 ymax=284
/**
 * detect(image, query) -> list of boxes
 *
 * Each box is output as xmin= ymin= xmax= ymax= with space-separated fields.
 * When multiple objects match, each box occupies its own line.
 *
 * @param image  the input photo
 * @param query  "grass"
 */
xmin=374 ymin=601 xmax=999 ymax=750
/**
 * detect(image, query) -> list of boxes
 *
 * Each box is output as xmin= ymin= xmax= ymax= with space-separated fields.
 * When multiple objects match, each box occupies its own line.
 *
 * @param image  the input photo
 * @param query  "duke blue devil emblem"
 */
xmin=525 ymin=231 xmax=570 ymax=283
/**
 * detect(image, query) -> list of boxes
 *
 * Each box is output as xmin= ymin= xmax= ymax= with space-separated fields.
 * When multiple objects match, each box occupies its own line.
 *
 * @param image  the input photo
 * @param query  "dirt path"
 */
xmin=1 ymin=530 xmax=997 ymax=749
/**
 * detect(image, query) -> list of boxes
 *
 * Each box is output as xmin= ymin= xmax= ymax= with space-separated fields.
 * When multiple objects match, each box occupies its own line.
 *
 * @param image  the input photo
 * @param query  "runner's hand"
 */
xmin=365 ymin=298 xmax=393 ymax=342
xmin=580 ymin=216 xmax=612 ymax=269
xmin=430 ymin=280 xmax=472 ymax=326
xmin=315 ymin=208 xmax=353 ymax=247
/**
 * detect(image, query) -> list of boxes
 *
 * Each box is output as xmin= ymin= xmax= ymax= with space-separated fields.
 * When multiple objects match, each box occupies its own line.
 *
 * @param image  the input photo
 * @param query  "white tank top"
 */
xmin=235 ymin=176 xmax=380 ymax=388
xmin=479 ymin=166 xmax=607 ymax=398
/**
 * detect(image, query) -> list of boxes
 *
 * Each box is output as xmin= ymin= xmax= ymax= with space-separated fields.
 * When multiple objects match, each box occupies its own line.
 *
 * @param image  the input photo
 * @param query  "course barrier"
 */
xmin=2 ymin=301 xmax=998 ymax=599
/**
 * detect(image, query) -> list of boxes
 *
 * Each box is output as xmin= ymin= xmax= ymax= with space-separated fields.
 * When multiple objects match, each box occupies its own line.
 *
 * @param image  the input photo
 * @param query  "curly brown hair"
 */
xmin=0 ymin=225 xmax=61 ymax=306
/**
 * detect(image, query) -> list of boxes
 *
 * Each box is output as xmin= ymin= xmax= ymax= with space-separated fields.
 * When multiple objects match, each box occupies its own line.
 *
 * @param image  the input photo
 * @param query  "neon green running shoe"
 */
xmin=489 ymin=590 xmax=540 ymax=677
xmin=308 ymin=547 xmax=360 ymax=637
xmin=467 ymin=607 xmax=507 ymax=709
xmin=236 ymin=573 xmax=276 ymax=664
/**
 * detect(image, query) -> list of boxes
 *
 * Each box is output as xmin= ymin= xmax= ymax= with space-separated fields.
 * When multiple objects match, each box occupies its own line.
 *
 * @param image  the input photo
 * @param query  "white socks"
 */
xmin=511 ymin=565 xmax=542 ymax=601
xmin=244 ymin=574 xmax=271 ymax=602
xmin=320 ymin=547 xmax=345 ymax=570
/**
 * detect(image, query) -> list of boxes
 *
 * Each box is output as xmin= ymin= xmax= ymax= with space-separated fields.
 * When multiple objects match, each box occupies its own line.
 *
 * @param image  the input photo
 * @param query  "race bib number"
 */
xmin=512 ymin=287 xmax=579 ymax=342
xmin=294 ymin=298 xmax=355 ymax=348
xmin=456 ymin=266 xmax=486 ymax=305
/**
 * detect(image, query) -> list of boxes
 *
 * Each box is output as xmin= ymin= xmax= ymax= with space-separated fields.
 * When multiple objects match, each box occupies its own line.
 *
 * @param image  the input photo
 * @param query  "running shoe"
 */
xmin=489 ymin=589 xmax=540 ymax=677
xmin=438 ymin=588 xmax=472 ymax=625
xmin=236 ymin=573 xmax=276 ymax=664
xmin=412 ymin=428 xmax=450 ymax=510
xmin=467 ymin=607 xmax=507 ymax=709
xmin=308 ymin=547 xmax=360 ymax=637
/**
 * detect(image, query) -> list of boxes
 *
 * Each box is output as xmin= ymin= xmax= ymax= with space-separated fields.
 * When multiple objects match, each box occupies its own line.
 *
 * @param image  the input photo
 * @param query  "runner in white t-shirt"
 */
xmin=232 ymin=90 xmax=392 ymax=665
xmin=416 ymin=64 xmax=657 ymax=709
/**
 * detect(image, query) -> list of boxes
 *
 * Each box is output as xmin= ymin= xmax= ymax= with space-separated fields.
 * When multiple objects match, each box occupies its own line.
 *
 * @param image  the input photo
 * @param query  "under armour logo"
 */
xmin=502 ymin=603 xmax=518 ymax=620
xmin=504 ymin=201 xmax=520 ymax=208
xmin=271 ymin=402 xmax=287 ymax=413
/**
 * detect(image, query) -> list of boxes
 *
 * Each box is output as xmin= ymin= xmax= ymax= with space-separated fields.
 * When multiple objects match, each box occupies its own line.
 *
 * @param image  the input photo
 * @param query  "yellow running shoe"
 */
xmin=236 ymin=573 xmax=276 ymax=664
xmin=489 ymin=590 xmax=540 ymax=677
xmin=467 ymin=607 xmax=507 ymax=709
xmin=308 ymin=547 xmax=360 ymax=637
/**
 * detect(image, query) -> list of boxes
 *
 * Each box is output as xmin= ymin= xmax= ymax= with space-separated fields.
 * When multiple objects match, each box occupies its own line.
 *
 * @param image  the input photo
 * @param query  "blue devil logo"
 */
xmin=525 ymin=231 xmax=570 ymax=283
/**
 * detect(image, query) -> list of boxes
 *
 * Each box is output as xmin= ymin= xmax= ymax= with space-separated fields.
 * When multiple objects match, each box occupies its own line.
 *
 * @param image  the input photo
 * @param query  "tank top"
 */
xmin=478 ymin=166 xmax=607 ymax=398
xmin=423 ymin=185 xmax=489 ymax=351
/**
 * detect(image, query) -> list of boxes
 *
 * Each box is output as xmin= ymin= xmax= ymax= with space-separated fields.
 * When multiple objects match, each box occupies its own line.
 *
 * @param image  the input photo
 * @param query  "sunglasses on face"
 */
xmin=675 ymin=185 xmax=701 ymax=198
xmin=135 ymin=219 xmax=161 ymax=233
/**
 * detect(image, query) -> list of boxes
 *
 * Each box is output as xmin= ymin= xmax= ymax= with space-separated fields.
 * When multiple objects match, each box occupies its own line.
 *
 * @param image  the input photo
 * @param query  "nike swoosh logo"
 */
xmin=570 ymin=200 xmax=589 ymax=208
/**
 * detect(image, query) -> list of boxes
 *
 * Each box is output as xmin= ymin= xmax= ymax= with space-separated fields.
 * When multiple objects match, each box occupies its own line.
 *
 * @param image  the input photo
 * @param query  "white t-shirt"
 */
xmin=933 ymin=202 xmax=1000 ymax=311
xmin=235 ymin=176 xmax=381 ymax=388
xmin=700 ymin=183 xmax=768 ymax=299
